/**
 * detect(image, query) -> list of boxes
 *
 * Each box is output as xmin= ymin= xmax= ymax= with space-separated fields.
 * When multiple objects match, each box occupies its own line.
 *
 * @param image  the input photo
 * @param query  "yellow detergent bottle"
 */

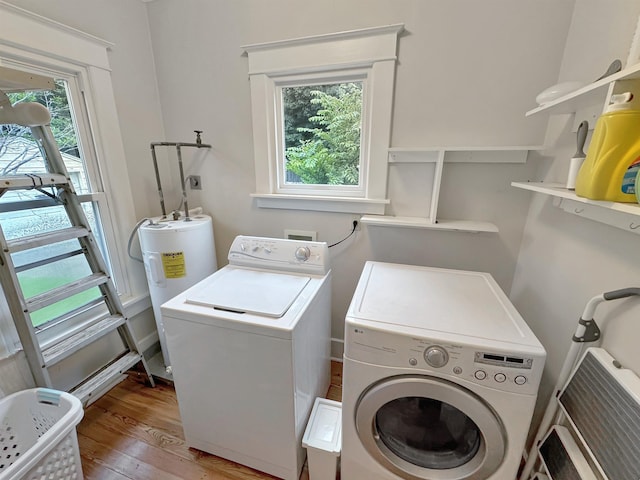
xmin=575 ymin=92 xmax=640 ymax=202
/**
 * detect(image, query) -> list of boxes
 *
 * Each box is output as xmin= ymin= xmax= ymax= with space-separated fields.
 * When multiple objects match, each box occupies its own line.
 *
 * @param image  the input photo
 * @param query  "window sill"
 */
xmin=251 ymin=193 xmax=389 ymax=214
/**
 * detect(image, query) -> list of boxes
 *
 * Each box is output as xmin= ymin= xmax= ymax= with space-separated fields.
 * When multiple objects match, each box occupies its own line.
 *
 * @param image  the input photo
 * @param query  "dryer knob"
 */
xmin=424 ymin=346 xmax=449 ymax=368
xmin=295 ymin=246 xmax=311 ymax=261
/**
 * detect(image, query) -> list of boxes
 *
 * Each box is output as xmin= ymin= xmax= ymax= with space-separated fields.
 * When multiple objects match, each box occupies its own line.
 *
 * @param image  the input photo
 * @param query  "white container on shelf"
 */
xmin=139 ymin=213 xmax=217 ymax=368
xmin=302 ymin=397 xmax=342 ymax=480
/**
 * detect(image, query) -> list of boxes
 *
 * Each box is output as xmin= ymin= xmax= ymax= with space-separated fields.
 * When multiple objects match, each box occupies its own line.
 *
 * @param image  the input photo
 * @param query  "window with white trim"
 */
xmin=244 ymin=24 xmax=403 ymax=214
xmin=0 ymin=4 xmax=141 ymax=357
xmin=1 ymin=69 xmax=110 ymax=330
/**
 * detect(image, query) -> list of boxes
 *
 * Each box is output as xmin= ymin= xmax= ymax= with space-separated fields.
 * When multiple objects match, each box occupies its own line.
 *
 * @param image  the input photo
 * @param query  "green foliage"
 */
xmin=285 ymin=82 xmax=362 ymax=185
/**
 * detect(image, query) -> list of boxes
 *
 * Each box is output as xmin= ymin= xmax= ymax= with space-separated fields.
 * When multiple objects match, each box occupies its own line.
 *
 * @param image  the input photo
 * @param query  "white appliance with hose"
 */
xmin=342 ymin=261 xmax=546 ymax=480
xmin=138 ymin=213 xmax=217 ymax=371
xmin=161 ymin=235 xmax=332 ymax=480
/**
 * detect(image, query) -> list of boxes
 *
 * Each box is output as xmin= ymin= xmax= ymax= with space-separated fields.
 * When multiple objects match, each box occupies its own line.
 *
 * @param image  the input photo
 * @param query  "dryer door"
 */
xmin=355 ymin=375 xmax=505 ymax=480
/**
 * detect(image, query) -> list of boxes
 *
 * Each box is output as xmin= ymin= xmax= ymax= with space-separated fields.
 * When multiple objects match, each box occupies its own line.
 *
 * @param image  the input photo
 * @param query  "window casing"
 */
xmin=0 ymin=3 xmax=146 ymax=356
xmin=244 ymin=24 xmax=403 ymax=214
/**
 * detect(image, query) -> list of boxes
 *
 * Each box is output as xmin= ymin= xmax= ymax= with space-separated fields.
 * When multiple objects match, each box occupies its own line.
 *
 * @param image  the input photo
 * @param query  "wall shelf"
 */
xmin=363 ymin=147 xmax=541 ymax=233
xmin=512 ymin=181 xmax=640 ymax=235
xmin=525 ymin=62 xmax=640 ymax=117
xmin=360 ymin=215 xmax=498 ymax=232
xmin=388 ymin=146 xmax=540 ymax=164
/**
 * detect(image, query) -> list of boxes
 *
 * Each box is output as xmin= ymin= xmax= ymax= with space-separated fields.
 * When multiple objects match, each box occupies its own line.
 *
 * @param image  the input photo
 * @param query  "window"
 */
xmin=281 ymin=80 xmax=364 ymax=192
xmin=278 ymin=76 xmax=367 ymax=197
xmin=0 ymin=4 xmax=146 ymax=356
xmin=1 ymin=78 xmax=105 ymax=329
xmin=244 ymin=24 xmax=404 ymax=214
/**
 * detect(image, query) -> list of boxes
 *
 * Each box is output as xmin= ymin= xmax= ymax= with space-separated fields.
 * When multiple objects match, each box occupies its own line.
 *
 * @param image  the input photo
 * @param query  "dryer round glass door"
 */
xmin=355 ymin=375 xmax=506 ymax=480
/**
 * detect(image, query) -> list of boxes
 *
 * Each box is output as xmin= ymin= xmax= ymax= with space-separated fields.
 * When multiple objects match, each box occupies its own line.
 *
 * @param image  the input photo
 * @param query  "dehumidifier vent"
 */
xmin=559 ymin=348 xmax=640 ymax=480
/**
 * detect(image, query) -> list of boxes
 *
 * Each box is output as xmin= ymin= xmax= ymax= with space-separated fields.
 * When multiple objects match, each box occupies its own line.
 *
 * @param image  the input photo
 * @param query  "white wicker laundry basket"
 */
xmin=0 ymin=388 xmax=84 ymax=480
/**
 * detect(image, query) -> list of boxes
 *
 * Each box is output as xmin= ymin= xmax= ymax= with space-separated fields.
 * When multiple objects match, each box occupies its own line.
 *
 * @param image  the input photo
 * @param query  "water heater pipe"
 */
xmin=150 ymin=130 xmax=211 ymax=220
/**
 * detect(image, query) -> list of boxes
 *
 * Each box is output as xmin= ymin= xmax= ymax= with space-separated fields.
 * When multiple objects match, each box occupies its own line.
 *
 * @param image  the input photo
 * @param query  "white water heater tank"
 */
xmin=139 ymin=214 xmax=217 ymax=368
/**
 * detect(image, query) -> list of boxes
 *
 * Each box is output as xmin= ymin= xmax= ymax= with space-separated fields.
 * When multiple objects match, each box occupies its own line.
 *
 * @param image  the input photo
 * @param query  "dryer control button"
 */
xmin=514 ymin=375 xmax=527 ymax=385
xmin=424 ymin=346 xmax=448 ymax=368
xmin=494 ymin=373 xmax=506 ymax=383
xmin=409 ymin=358 xmax=418 ymax=366
xmin=453 ymin=366 xmax=463 ymax=375
xmin=474 ymin=370 xmax=487 ymax=380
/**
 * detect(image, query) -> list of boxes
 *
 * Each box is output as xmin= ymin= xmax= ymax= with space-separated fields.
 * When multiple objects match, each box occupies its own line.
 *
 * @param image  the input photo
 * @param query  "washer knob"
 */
xmin=424 ymin=346 xmax=449 ymax=368
xmin=295 ymin=246 xmax=311 ymax=261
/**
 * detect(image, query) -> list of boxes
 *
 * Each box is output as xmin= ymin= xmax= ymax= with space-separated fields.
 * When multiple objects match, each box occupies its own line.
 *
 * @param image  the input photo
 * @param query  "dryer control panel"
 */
xmin=345 ymin=321 xmax=545 ymax=396
xmin=228 ymin=235 xmax=329 ymax=275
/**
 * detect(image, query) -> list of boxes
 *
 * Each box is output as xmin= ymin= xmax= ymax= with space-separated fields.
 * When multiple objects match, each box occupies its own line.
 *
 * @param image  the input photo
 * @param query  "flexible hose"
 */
xmin=127 ymin=217 xmax=151 ymax=263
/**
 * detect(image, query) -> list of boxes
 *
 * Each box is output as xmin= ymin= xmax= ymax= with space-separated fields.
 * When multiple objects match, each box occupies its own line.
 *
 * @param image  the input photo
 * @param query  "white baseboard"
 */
xmin=331 ymin=337 xmax=344 ymax=362
xmin=138 ymin=331 xmax=159 ymax=354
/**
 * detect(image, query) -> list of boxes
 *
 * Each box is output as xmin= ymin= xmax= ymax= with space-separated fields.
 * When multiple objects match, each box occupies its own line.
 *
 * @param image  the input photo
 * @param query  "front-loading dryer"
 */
xmin=342 ymin=262 xmax=546 ymax=480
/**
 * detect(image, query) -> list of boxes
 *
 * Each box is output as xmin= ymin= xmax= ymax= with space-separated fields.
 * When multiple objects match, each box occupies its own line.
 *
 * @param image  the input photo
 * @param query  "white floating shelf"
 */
xmin=511 ymin=182 xmax=640 ymax=214
xmin=512 ymin=181 xmax=640 ymax=234
xmin=360 ymin=215 xmax=499 ymax=233
xmin=388 ymin=146 xmax=541 ymax=164
xmin=525 ymin=62 xmax=640 ymax=117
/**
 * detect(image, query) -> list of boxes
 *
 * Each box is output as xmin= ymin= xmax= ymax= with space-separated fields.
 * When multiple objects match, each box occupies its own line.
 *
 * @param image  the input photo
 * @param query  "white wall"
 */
xmin=510 ymin=0 xmax=640 ymax=435
xmin=143 ymin=0 xmax=574 ymax=354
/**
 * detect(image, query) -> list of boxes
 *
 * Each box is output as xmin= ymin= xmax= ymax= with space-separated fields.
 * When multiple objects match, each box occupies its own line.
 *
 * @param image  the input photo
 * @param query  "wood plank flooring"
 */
xmin=77 ymin=361 xmax=343 ymax=480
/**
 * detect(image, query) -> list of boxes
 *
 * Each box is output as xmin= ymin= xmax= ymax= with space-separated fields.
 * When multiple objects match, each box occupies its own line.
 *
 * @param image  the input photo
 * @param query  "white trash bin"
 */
xmin=302 ymin=397 xmax=342 ymax=480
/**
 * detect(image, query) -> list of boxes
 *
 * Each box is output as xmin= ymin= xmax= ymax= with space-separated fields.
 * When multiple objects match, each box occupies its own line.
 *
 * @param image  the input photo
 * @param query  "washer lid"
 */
xmin=185 ymin=267 xmax=310 ymax=318
xmin=351 ymin=262 xmax=538 ymax=346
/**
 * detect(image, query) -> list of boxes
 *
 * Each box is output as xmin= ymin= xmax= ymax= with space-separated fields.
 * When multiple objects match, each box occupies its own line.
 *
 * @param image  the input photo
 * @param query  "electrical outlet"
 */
xmin=352 ymin=216 xmax=361 ymax=230
xmin=189 ymin=175 xmax=202 ymax=190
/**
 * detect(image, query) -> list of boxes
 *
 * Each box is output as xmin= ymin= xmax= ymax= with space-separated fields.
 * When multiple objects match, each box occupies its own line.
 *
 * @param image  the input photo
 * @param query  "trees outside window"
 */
xmin=283 ymin=82 xmax=363 ymax=186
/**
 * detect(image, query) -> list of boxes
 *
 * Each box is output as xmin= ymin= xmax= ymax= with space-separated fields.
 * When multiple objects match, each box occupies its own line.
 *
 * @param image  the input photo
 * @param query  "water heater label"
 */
xmin=162 ymin=252 xmax=186 ymax=278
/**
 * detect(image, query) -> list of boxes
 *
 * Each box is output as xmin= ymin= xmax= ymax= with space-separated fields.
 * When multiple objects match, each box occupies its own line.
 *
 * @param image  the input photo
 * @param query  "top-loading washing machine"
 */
xmin=161 ymin=235 xmax=331 ymax=480
xmin=342 ymin=261 xmax=546 ymax=480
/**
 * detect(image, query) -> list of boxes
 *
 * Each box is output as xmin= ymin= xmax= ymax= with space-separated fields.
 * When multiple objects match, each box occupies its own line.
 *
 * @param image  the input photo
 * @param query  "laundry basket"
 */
xmin=0 ymin=388 xmax=84 ymax=480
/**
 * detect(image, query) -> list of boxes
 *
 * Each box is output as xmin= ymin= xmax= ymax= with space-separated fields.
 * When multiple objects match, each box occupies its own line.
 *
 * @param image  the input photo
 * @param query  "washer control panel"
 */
xmin=424 ymin=345 xmax=449 ymax=368
xmin=346 ymin=322 xmax=545 ymax=395
xmin=228 ymin=235 xmax=329 ymax=274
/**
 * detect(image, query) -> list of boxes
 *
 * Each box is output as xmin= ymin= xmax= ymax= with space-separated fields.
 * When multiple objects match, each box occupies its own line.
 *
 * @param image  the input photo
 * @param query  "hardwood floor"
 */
xmin=77 ymin=361 xmax=343 ymax=480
